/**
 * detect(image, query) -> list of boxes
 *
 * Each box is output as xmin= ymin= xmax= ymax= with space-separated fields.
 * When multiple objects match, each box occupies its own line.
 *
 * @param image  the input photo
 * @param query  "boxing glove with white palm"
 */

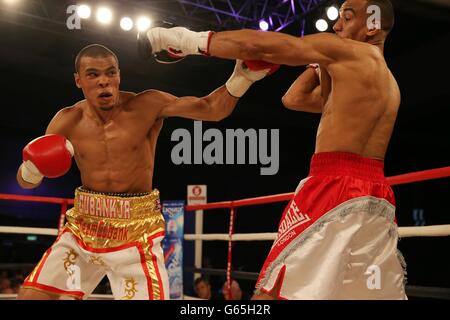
xmin=21 ymin=134 xmax=74 ymax=184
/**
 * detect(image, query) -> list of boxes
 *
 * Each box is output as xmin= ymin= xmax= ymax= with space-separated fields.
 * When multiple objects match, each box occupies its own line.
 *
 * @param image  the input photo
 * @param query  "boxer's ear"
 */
xmin=366 ymin=27 xmax=380 ymax=37
xmin=74 ymin=73 xmax=81 ymax=88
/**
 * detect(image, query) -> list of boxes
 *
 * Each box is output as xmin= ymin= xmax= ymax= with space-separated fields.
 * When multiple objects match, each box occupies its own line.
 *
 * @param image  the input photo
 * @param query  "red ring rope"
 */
xmin=185 ymin=166 xmax=450 ymax=211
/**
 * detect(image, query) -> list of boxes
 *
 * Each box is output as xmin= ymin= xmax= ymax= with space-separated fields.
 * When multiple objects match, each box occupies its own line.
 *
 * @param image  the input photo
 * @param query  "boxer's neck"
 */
xmin=88 ymin=99 xmax=121 ymax=124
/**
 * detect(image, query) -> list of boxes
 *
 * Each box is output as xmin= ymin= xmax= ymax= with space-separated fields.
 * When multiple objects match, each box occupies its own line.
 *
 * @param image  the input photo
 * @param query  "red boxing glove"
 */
xmin=243 ymin=60 xmax=280 ymax=75
xmin=22 ymin=134 xmax=74 ymax=184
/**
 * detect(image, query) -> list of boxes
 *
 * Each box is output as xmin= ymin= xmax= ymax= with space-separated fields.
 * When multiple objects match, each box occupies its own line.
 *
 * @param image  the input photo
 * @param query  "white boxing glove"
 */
xmin=225 ymin=60 xmax=280 ymax=98
xmin=146 ymin=27 xmax=213 ymax=58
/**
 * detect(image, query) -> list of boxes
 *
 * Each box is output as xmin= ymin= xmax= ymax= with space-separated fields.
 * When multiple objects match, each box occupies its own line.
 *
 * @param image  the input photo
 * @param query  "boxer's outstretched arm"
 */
xmin=282 ymin=67 xmax=323 ymax=113
xmin=209 ymin=31 xmax=354 ymax=66
xmin=140 ymin=86 xmax=238 ymax=122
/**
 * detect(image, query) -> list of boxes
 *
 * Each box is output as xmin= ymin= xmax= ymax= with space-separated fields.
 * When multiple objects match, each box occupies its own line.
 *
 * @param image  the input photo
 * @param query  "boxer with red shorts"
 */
xmin=255 ymin=152 xmax=406 ymax=299
xmin=145 ymin=0 xmax=407 ymax=299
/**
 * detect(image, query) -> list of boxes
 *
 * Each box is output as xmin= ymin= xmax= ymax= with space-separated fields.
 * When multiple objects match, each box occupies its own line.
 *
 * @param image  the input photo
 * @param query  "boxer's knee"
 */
xmin=17 ymin=287 xmax=60 ymax=300
xmin=251 ymin=292 xmax=275 ymax=300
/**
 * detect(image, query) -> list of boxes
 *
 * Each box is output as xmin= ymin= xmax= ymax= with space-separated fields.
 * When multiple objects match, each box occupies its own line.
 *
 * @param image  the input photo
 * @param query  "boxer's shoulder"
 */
xmin=46 ymin=103 xmax=83 ymax=136
xmin=130 ymin=89 xmax=176 ymax=109
xmin=121 ymin=90 xmax=171 ymax=123
xmin=53 ymin=103 xmax=83 ymax=123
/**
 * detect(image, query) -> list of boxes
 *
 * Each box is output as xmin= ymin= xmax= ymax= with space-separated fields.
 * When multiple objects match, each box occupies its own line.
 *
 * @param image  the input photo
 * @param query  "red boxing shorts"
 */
xmin=22 ymin=187 xmax=169 ymax=300
xmin=255 ymin=152 xmax=407 ymax=299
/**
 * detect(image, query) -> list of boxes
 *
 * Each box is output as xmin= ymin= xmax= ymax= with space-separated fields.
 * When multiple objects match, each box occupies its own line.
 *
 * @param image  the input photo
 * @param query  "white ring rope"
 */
xmin=185 ymin=224 xmax=450 ymax=240
xmin=0 ymin=226 xmax=58 ymax=236
xmin=398 ymin=224 xmax=450 ymax=238
xmin=184 ymin=233 xmax=277 ymax=241
xmin=2 ymin=224 xmax=450 ymax=239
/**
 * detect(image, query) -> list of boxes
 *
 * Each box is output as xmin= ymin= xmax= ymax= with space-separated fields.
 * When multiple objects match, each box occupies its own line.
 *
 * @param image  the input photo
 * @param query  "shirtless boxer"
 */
xmin=144 ymin=0 xmax=407 ymax=299
xmin=16 ymin=44 xmax=277 ymax=300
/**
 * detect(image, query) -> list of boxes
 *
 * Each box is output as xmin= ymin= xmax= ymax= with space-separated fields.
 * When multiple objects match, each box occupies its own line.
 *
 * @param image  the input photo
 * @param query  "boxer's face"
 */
xmin=74 ymin=56 xmax=120 ymax=111
xmin=195 ymin=281 xmax=211 ymax=299
xmin=333 ymin=0 xmax=372 ymax=42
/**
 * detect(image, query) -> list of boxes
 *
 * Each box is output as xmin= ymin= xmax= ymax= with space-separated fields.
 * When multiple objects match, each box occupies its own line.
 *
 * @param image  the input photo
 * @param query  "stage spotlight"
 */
xmin=120 ymin=17 xmax=134 ymax=31
xmin=259 ymin=20 xmax=269 ymax=31
xmin=315 ymin=19 xmax=328 ymax=32
xmin=137 ymin=17 xmax=151 ymax=32
xmin=76 ymin=4 xmax=91 ymax=19
xmin=3 ymin=0 xmax=21 ymax=5
xmin=97 ymin=7 xmax=113 ymax=24
xmin=327 ymin=6 xmax=339 ymax=21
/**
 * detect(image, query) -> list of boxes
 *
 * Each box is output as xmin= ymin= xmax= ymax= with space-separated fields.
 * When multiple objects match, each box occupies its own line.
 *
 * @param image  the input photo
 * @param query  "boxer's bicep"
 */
xmin=211 ymin=30 xmax=355 ymax=66
xmin=158 ymin=86 xmax=236 ymax=121
xmin=161 ymin=95 xmax=218 ymax=121
xmin=261 ymin=33 xmax=355 ymax=66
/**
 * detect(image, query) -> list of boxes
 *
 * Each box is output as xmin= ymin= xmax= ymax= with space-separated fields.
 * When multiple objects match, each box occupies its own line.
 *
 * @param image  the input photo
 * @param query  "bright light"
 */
xmin=76 ymin=4 xmax=91 ymax=19
xmin=120 ymin=17 xmax=134 ymax=31
xmin=259 ymin=20 xmax=269 ymax=31
xmin=327 ymin=6 xmax=339 ymax=21
xmin=137 ymin=17 xmax=151 ymax=32
xmin=96 ymin=7 xmax=113 ymax=24
xmin=3 ymin=0 xmax=21 ymax=5
xmin=315 ymin=19 xmax=328 ymax=32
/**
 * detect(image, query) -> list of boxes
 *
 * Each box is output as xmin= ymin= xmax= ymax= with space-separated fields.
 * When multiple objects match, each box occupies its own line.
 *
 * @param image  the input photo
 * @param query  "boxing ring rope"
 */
xmin=0 ymin=165 xmax=449 ymax=299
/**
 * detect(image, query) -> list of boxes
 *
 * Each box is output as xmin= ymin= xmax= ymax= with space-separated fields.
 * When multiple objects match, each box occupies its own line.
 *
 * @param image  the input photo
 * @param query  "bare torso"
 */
xmin=59 ymin=92 xmax=163 ymax=193
xmin=316 ymin=43 xmax=400 ymax=160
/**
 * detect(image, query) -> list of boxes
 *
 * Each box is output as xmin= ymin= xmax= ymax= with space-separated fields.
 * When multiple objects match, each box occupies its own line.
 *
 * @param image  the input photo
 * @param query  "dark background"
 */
xmin=0 ymin=0 xmax=449 ymax=297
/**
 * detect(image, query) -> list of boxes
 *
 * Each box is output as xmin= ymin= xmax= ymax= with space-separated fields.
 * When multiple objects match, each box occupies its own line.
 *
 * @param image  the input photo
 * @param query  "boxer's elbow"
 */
xmin=282 ymin=93 xmax=322 ymax=113
xmin=282 ymin=93 xmax=304 ymax=110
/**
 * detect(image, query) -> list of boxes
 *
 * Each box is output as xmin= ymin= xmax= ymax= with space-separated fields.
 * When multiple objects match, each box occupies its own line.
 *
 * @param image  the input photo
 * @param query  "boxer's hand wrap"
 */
xmin=146 ymin=27 xmax=213 ymax=58
xmin=226 ymin=60 xmax=280 ymax=98
xmin=22 ymin=134 xmax=74 ymax=184
xmin=21 ymin=161 xmax=44 ymax=184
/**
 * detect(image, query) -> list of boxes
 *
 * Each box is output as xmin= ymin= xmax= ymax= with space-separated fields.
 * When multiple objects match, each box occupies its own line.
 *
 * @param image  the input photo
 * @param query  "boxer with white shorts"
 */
xmin=16 ymin=44 xmax=276 ymax=299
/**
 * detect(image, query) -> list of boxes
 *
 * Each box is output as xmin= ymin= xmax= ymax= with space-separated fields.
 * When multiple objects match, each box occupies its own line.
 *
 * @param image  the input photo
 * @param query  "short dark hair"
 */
xmin=74 ymin=44 xmax=119 ymax=73
xmin=194 ymin=277 xmax=210 ymax=287
xmin=367 ymin=0 xmax=394 ymax=34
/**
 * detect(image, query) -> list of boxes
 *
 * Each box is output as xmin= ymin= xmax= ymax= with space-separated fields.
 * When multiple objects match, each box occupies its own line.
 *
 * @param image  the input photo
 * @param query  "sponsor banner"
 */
xmin=162 ymin=200 xmax=184 ymax=300
xmin=187 ymin=185 xmax=207 ymax=205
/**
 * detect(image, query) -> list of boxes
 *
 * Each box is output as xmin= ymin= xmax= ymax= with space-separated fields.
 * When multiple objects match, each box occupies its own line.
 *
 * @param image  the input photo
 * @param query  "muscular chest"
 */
xmin=71 ymin=116 xmax=148 ymax=162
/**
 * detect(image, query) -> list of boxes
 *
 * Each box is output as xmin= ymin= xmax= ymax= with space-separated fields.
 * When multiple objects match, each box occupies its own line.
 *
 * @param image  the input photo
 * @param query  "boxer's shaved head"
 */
xmin=75 ymin=44 xmax=119 ymax=73
xmin=366 ymin=0 xmax=395 ymax=35
xmin=334 ymin=0 xmax=394 ymax=42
